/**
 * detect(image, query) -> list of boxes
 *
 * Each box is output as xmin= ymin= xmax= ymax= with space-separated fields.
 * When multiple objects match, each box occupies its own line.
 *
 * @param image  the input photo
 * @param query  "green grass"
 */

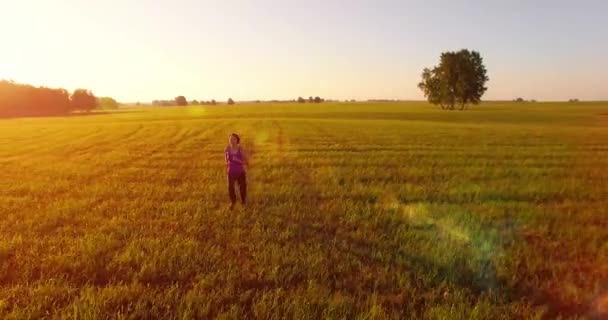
xmin=0 ymin=102 xmax=607 ymax=319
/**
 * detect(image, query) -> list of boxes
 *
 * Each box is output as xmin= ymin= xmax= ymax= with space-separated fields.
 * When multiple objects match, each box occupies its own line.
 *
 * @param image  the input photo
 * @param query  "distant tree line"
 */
xmin=151 ymin=100 xmax=176 ymax=107
xmin=0 ymin=80 xmax=106 ymax=118
xmin=513 ymin=97 xmax=537 ymax=103
xmin=368 ymin=99 xmax=403 ymax=102
xmin=97 ymin=97 xmax=120 ymax=109
xmin=297 ymin=96 xmax=325 ymax=103
xmin=152 ymin=96 xmax=189 ymax=106
xmin=150 ymin=96 xmax=334 ymax=106
xmin=152 ymin=96 xmax=227 ymax=106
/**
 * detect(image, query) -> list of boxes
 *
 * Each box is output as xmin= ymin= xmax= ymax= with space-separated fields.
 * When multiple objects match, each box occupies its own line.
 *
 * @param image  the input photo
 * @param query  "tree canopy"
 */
xmin=98 ymin=97 xmax=119 ymax=109
xmin=175 ymin=96 xmax=188 ymax=106
xmin=71 ymin=89 xmax=97 ymax=112
xmin=0 ymin=80 xmax=72 ymax=117
xmin=418 ymin=49 xmax=489 ymax=110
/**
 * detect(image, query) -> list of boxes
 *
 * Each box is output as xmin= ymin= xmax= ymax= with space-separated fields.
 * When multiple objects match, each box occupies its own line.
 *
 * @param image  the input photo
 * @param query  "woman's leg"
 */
xmin=228 ymin=175 xmax=237 ymax=206
xmin=238 ymin=173 xmax=247 ymax=204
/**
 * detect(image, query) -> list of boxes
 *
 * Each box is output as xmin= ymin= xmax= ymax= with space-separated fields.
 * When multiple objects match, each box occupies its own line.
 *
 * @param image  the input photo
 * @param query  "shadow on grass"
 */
xmin=264 ymin=206 xmax=503 ymax=297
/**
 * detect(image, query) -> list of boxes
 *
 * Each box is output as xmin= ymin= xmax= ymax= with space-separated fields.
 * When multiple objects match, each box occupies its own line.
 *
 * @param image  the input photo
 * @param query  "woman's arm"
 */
xmin=229 ymin=147 xmax=247 ymax=165
xmin=241 ymin=148 xmax=248 ymax=165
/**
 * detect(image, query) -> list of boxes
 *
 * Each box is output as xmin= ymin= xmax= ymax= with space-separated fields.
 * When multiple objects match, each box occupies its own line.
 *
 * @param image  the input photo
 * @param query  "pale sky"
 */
xmin=1 ymin=0 xmax=607 ymax=102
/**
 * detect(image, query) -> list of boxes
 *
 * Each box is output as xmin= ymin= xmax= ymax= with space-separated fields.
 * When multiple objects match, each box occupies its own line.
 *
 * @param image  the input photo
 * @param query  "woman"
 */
xmin=225 ymin=133 xmax=248 ymax=209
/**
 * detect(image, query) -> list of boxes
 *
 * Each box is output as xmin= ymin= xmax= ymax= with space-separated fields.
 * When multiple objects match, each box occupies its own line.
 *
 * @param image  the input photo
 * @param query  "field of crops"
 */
xmin=1 ymin=102 xmax=607 ymax=319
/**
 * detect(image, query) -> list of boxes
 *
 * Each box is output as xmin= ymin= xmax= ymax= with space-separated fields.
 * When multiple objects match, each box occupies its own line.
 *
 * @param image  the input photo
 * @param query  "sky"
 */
xmin=0 ymin=0 xmax=607 ymax=102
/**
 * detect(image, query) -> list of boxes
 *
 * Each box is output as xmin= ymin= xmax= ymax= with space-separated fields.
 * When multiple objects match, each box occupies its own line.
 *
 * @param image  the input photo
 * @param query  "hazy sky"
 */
xmin=1 ymin=0 xmax=607 ymax=102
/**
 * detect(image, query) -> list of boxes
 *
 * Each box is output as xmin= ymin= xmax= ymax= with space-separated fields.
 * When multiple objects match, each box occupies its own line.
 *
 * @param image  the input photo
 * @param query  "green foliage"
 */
xmin=0 ymin=102 xmax=606 ymax=318
xmin=297 ymin=96 xmax=324 ymax=103
xmin=71 ymin=89 xmax=97 ymax=112
xmin=174 ymin=96 xmax=188 ymax=106
xmin=97 ymin=97 xmax=120 ymax=110
xmin=228 ymin=98 xmax=235 ymax=105
xmin=0 ymin=80 xmax=72 ymax=117
xmin=418 ymin=49 xmax=489 ymax=110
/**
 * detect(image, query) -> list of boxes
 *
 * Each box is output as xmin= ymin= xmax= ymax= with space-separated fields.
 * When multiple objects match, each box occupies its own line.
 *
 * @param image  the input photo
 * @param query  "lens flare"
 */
xmin=255 ymin=131 xmax=269 ymax=144
xmin=379 ymin=193 xmax=400 ymax=210
xmin=403 ymin=202 xmax=432 ymax=225
xmin=186 ymin=106 xmax=206 ymax=117
xmin=437 ymin=219 xmax=471 ymax=243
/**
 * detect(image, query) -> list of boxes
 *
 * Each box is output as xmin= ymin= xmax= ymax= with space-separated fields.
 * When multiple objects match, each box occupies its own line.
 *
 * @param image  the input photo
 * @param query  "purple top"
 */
xmin=225 ymin=146 xmax=245 ymax=177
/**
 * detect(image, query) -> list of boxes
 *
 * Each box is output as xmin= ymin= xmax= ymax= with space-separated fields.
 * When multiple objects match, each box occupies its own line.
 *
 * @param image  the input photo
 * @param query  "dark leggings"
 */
xmin=228 ymin=173 xmax=247 ymax=204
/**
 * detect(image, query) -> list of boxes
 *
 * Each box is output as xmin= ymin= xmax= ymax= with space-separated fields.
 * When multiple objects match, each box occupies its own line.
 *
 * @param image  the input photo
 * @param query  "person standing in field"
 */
xmin=225 ymin=133 xmax=248 ymax=209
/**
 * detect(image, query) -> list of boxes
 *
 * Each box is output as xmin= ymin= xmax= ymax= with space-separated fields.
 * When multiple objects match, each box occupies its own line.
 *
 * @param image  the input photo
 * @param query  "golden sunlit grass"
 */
xmin=0 ymin=102 xmax=607 ymax=319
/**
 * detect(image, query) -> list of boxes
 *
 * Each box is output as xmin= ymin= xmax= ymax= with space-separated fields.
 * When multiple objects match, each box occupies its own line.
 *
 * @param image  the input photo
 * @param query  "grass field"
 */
xmin=1 ymin=102 xmax=607 ymax=319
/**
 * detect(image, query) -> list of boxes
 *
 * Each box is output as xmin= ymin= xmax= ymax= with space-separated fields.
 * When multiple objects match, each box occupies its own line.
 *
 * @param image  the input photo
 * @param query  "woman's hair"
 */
xmin=230 ymin=133 xmax=240 ymax=144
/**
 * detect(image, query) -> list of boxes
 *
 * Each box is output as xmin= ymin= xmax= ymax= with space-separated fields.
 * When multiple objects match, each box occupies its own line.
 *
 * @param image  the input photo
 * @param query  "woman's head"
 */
xmin=229 ymin=133 xmax=240 ymax=146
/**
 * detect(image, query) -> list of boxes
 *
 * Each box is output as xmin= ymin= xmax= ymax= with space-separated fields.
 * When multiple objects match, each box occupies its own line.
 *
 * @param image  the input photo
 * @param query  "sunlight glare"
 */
xmin=186 ymin=106 xmax=206 ymax=117
xmin=255 ymin=131 xmax=269 ymax=144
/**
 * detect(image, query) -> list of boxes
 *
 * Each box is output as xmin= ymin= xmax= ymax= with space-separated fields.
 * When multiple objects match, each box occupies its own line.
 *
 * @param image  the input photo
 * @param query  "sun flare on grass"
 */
xmin=0 ymin=102 xmax=606 ymax=318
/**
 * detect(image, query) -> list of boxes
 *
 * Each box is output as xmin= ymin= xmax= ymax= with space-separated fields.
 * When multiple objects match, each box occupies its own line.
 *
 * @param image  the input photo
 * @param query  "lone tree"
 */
xmin=227 ymin=98 xmax=235 ymax=105
xmin=71 ymin=89 xmax=97 ymax=112
xmin=418 ymin=49 xmax=488 ymax=110
xmin=297 ymin=96 xmax=306 ymax=103
xmin=175 ymin=96 xmax=188 ymax=106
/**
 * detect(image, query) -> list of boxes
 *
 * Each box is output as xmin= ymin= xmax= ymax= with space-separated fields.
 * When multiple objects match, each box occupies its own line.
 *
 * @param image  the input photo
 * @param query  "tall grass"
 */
xmin=0 ymin=102 xmax=606 ymax=319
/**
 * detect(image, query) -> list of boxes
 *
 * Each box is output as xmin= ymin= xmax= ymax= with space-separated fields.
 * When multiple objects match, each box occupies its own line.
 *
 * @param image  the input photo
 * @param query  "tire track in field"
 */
xmin=3 ymin=124 xmax=184 ymax=232
xmin=1 ymin=121 xmax=238 ymax=288
xmin=148 ymin=120 xmax=233 ymax=199
xmin=68 ymin=124 xmax=146 ymax=156
xmin=505 ymin=126 xmax=608 ymax=318
xmin=255 ymin=119 xmax=508 ymax=314
xmin=111 ymin=119 xmax=239 ymax=245
xmin=257 ymin=120 xmax=420 ymax=302
xmin=145 ymin=119 xmax=286 ymax=305
xmin=76 ymin=120 xmax=232 ymax=205
xmin=252 ymin=120 xmax=416 ymax=297
xmin=191 ymin=119 xmax=324 ymax=313
xmin=0 ymin=124 xmax=195 ymax=287
xmin=0 ymin=124 xmax=147 ymax=165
